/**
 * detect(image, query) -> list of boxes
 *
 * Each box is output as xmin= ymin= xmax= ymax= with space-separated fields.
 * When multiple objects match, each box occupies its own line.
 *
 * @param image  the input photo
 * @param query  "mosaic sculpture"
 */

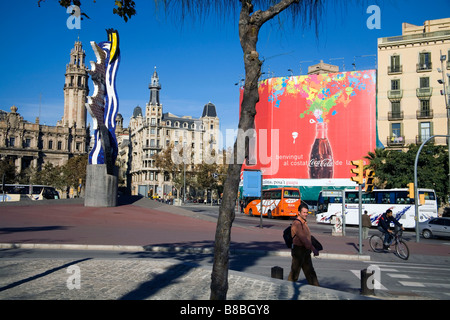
xmin=86 ymin=29 xmax=120 ymax=175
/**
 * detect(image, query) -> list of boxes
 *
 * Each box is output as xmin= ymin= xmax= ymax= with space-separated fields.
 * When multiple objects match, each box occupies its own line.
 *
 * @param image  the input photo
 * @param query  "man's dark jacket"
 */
xmin=378 ymin=212 xmax=402 ymax=232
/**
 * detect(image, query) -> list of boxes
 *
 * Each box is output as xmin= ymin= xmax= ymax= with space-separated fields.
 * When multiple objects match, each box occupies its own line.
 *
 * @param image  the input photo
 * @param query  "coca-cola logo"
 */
xmin=309 ymin=158 xmax=333 ymax=167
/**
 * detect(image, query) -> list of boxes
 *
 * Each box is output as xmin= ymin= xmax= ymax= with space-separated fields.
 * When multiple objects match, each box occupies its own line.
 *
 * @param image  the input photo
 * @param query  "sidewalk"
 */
xmin=0 ymin=197 xmax=447 ymax=300
xmin=0 ymin=255 xmax=366 ymax=300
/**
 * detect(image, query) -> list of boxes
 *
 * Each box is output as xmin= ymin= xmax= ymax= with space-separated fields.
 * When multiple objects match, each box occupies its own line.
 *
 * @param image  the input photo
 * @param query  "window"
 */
xmin=24 ymin=138 xmax=31 ymax=148
xmin=389 ymin=55 xmax=401 ymax=73
xmin=420 ymin=77 xmax=429 ymax=88
xmin=391 ymin=79 xmax=400 ymax=90
xmin=389 ymin=123 xmax=404 ymax=146
xmin=283 ymin=189 xmax=300 ymax=199
xmin=419 ymin=122 xmax=431 ymax=140
xmin=391 ymin=123 xmax=401 ymax=137
xmin=48 ymin=140 xmax=53 ymax=150
xmin=9 ymin=137 xmax=15 ymax=147
xmin=57 ymin=141 xmax=62 ymax=150
xmin=418 ymin=52 xmax=432 ymax=71
xmin=420 ymin=100 xmax=430 ymax=113
xmin=391 ymin=101 xmax=401 ymax=114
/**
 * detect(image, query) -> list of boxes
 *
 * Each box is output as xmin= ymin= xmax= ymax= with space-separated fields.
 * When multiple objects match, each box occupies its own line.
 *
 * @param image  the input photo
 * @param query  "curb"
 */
xmin=0 ymin=242 xmax=371 ymax=260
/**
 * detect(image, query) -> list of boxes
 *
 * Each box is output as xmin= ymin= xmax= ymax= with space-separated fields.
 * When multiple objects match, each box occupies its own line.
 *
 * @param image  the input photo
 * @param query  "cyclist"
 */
xmin=377 ymin=209 xmax=404 ymax=250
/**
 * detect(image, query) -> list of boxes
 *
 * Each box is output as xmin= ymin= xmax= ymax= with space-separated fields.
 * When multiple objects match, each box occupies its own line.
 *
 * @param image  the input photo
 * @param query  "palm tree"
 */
xmin=364 ymin=148 xmax=387 ymax=171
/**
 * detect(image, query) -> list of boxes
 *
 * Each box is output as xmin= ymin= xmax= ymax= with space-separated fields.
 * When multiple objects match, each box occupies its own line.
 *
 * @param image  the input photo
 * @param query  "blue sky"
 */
xmin=0 ymin=0 xmax=449 ymax=144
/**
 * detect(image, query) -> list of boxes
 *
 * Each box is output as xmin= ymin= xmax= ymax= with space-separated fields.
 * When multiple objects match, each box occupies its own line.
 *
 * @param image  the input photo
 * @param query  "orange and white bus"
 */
xmin=244 ymin=187 xmax=301 ymax=218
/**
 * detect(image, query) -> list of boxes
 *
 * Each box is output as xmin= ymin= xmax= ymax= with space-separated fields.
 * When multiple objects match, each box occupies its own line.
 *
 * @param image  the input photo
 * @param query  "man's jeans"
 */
xmin=377 ymin=226 xmax=391 ymax=247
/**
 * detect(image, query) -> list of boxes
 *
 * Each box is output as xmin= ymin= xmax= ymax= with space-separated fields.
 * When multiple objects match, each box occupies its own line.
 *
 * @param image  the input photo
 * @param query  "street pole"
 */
xmin=259 ymin=173 xmax=263 ymax=229
xmin=183 ymin=162 xmax=186 ymax=204
xmin=342 ymin=191 xmax=346 ymax=236
xmin=414 ymin=134 xmax=450 ymax=242
xmin=358 ymin=184 xmax=363 ymax=255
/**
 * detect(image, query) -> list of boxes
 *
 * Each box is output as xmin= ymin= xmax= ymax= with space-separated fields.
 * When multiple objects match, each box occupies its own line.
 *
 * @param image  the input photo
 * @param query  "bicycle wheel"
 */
xmin=395 ymin=240 xmax=409 ymax=260
xmin=369 ymin=235 xmax=384 ymax=252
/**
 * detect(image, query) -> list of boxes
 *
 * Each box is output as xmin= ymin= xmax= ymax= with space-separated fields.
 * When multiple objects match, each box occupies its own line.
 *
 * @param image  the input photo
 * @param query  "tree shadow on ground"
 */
xmin=118 ymin=261 xmax=199 ymax=300
xmin=0 ymin=226 xmax=69 ymax=234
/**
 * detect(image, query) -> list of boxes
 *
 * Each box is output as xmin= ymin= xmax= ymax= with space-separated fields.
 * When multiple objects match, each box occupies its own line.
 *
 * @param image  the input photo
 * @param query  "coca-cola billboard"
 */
xmin=240 ymin=70 xmax=377 ymax=180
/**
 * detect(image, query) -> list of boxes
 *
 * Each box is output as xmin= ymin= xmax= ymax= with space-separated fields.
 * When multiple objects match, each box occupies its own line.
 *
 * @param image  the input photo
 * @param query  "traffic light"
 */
xmin=350 ymin=160 xmax=364 ymax=185
xmin=407 ymin=182 xmax=415 ymax=199
xmin=365 ymin=169 xmax=375 ymax=192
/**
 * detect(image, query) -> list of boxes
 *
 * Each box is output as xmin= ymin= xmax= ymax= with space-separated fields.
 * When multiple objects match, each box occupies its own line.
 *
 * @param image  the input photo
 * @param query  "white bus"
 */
xmin=1 ymin=184 xmax=60 ymax=202
xmin=316 ymin=188 xmax=438 ymax=228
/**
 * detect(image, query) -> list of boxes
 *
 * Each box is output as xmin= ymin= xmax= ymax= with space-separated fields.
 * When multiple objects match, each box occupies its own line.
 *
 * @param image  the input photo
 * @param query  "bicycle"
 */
xmin=369 ymin=228 xmax=410 ymax=260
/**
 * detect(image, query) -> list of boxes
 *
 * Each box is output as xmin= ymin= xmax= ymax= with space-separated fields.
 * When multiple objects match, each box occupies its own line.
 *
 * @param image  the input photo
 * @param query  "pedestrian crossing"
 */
xmin=350 ymin=261 xmax=450 ymax=298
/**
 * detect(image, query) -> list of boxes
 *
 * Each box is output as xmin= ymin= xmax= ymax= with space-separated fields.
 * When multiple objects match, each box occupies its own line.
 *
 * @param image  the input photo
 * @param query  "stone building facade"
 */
xmin=0 ymin=41 xmax=90 ymax=176
xmin=128 ymin=68 xmax=220 ymax=197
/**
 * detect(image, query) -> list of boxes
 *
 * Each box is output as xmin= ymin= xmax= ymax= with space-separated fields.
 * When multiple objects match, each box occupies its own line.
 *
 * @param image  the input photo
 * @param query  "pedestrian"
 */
xmin=362 ymin=210 xmax=371 ymax=239
xmin=288 ymin=203 xmax=320 ymax=286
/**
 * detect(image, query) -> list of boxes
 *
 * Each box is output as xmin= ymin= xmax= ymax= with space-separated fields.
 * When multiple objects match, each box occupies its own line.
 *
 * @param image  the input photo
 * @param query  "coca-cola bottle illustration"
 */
xmin=309 ymin=122 xmax=333 ymax=178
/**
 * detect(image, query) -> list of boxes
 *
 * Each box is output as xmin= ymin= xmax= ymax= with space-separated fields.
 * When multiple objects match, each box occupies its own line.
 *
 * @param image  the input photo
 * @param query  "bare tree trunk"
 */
xmin=210 ymin=0 xmax=297 ymax=301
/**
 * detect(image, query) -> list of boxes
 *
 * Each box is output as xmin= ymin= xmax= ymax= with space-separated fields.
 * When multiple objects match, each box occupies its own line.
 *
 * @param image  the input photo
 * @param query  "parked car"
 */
xmin=419 ymin=217 xmax=450 ymax=239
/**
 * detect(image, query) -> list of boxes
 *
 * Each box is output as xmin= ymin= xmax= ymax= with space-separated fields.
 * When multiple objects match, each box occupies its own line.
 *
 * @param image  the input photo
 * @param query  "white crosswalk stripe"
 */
xmin=352 ymin=261 xmax=450 ymax=297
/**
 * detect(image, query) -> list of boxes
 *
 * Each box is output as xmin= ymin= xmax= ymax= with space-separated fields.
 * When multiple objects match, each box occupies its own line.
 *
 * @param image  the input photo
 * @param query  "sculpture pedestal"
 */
xmin=84 ymin=164 xmax=118 ymax=207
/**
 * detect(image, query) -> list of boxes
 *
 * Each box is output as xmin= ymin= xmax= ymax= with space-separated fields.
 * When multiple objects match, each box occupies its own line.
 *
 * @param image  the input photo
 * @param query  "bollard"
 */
xmin=360 ymin=268 xmax=375 ymax=296
xmin=271 ymin=266 xmax=283 ymax=280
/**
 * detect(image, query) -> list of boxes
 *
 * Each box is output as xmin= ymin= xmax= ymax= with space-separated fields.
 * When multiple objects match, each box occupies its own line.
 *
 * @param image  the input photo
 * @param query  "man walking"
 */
xmin=288 ymin=203 xmax=319 ymax=286
xmin=362 ymin=210 xmax=372 ymax=239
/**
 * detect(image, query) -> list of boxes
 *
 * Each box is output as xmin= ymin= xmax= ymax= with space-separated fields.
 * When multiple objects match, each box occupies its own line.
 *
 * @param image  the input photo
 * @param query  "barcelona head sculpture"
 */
xmin=86 ymin=29 xmax=120 ymax=174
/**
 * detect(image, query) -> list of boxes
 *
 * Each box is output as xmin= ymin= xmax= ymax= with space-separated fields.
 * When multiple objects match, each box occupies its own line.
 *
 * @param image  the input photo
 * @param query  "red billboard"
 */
xmin=240 ymin=70 xmax=377 ymax=180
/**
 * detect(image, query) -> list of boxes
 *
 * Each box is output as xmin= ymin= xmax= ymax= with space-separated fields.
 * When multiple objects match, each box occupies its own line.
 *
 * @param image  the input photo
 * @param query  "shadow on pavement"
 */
xmin=0 ymin=258 xmax=91 ymax=293
xmin=0 ymin=226 xmax=69 ymax=234
xmin=118 ymin=261 xmax=199 ymax=300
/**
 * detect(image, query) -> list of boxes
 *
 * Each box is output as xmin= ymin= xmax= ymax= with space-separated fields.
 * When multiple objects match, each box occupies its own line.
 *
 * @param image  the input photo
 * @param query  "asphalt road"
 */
xmin=182 ymin=203 xmax=450 ymax=246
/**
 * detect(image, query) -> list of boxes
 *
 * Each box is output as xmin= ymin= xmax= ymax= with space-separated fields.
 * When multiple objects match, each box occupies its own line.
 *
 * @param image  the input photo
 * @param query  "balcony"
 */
xmin=416 ymin=109 xmax=433 ymax=119
xmin=416 ymin=135 xmax=434 ymax=144
xmin=387 ymin=89 xmax=403 ymax=101
xmin=388 ymin=111 xmax=404 ymax=121
xmin=388 ymin=65 xmax=403 ymax=74
xmin=416 ymin=87 xmax=433 ymax=99
xmin=416 ymin=62 xmax=432 ymax=72
xmin=387 ymin=136 xmax=405 ymax=147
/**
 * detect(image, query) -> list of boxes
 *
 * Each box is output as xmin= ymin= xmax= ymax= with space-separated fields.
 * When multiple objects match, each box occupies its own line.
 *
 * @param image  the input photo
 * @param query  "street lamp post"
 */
xmin=414 ymin=135 xmax=450 ymax=242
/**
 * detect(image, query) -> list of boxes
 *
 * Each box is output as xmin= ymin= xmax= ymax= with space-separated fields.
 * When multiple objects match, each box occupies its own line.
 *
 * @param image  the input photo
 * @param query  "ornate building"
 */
xmin=129 ymin=68 xmax=220 ymax=197
xmin=0 ymin=41 xmax=90 ymax=176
